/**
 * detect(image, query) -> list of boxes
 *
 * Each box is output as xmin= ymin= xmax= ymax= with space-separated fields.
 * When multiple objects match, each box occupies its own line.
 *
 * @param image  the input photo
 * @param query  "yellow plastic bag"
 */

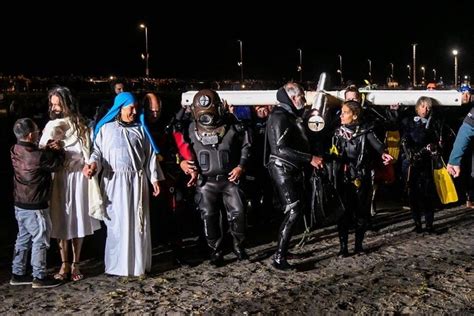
xmin=385 ymin=130 xmax=400 ymax=162
xmin=433 ymin=165 xmax=458 ymax=204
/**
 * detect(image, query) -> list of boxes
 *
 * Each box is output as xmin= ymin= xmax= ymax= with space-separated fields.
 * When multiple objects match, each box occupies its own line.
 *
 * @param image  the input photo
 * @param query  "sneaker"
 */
xmin=10 ymin=273 xmax=33 ymax=286
xmin=32 ymin=276 xmax=62 ymax=289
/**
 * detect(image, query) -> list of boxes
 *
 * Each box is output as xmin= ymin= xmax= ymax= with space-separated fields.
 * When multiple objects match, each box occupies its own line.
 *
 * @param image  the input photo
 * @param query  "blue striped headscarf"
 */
xmin=93 ymin=92 xmax=160 ymax=153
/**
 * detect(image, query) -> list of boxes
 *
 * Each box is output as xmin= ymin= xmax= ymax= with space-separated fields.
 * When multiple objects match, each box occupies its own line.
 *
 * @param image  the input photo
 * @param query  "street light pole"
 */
xmin=389 ymin=62 xmax=394 ymax=80
xmin=421 ymin=66 xmax=425 ymax=84
xmin=412 ymin=43 xmax=417 ymax=87
xmin=237 ymin=40 xmax=244 ymax=83
xmin=433 ymin=68 xmax=437 ymax=82
xmin=452 ymin=49 xmax=458 ymax=88
xmin=407 ymin=64 xmax=411 ymax=85
xmin=297 ymin=48 xmax=303 ymax=82
xmin=139 ymin=24 xmax=149 ymax=77
xmin=338 ymin=54 xmax=343 ymax=85
xmin=367 ymin=59 xmax=372 ymax=83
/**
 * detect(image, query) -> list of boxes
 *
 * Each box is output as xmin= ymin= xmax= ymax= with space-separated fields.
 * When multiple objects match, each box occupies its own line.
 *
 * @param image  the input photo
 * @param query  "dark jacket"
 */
xmin=266 ymin=103 xmax=312 ymax=168
xmin=400 ymin=115 xmax=442 ymax=166
xmin=332 ymin=123 xmax=386 ymax=182
xmin=11 ymin=141 xmax=64 ymax=210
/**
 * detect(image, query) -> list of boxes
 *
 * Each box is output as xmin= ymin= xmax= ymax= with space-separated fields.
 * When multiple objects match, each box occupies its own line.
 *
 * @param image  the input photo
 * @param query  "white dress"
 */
xmin=39 ymin=117 xmax=101 ymax=240
xmin=90 ymin=121 xmax=163 ymax=276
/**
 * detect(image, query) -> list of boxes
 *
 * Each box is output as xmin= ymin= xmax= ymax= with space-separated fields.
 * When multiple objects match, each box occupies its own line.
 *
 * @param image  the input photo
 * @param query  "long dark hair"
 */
xmin=48 ymin=86 xmax=89 ymax=144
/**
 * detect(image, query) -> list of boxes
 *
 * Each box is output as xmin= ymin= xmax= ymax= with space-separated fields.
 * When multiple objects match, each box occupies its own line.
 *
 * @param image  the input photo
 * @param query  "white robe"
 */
xmin=90 ymin=121 xmax=164 ymax=276
xmin=39 ymin=117 xmax=101 ymax=240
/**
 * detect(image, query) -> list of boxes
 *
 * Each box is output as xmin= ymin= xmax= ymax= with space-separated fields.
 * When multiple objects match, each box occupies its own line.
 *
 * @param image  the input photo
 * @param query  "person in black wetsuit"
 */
xmin=330 ymin=100 xmax=393 ymax=256
xmin=401 ymin=96 xmax=445 ymax=234
xmin=265 ymin=82 xmax=323 ymax=270
xmin=183 ymin=89 xmax=252 ymax=266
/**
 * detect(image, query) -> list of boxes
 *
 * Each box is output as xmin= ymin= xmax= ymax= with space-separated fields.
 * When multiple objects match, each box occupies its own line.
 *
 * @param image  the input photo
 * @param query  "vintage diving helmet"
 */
xmin=191 ymin=89 xmax=226 ymax=145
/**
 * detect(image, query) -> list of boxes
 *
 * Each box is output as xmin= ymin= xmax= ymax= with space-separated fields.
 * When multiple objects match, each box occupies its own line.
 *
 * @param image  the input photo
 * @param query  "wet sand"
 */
xmin=0 ymin=206 xmax=472 ymax=314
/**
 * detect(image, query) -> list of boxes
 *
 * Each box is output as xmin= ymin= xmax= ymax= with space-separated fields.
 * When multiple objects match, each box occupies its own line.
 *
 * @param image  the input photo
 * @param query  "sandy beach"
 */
xmin=0 ymin=205 xmax=472 ymax=314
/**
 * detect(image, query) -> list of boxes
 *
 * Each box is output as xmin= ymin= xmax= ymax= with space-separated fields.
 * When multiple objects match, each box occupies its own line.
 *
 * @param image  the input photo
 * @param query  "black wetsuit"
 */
xmin=266 ymin=101 xmax=312 ymax=263
xmin=187 ymin=116 xmax=251 ymax=259
xmin=331 ymin=123 xmax=385 ymax=254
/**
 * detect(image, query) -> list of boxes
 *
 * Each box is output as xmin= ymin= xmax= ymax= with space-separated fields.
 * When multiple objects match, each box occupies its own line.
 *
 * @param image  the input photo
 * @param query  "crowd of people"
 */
xmin=8 ymin=80 xmax=473 ymax=288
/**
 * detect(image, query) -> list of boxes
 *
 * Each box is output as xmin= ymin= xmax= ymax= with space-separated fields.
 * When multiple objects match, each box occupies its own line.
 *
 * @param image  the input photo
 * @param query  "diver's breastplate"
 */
xmin=195 ymin=125 xmax=226 ymax=146
xmin=189 ymin=124 xmax=237 ymax=176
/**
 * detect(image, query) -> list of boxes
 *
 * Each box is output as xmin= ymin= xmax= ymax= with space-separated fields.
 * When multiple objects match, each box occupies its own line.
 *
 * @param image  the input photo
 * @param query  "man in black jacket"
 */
xmin=266 ymin=83 xmax=323 ymax=270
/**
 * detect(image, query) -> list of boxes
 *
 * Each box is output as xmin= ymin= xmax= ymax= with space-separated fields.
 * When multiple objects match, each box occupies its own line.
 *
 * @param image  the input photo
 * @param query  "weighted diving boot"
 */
xmin=354 ymin=230 xmax=366 ymax=255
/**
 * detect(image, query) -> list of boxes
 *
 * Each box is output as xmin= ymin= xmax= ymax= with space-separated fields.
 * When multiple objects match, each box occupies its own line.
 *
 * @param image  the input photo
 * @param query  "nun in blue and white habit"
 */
xmin=88 ymin=92 xmax=164 ymax=276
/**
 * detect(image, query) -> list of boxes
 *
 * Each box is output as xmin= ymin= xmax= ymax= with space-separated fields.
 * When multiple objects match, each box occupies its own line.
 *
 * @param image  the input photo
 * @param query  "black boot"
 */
xmin=425 ymin=211 xmax=435 ymax=234
xmin=272 ymin=251 xmax=292 ymax=270
xmin=272 ymin=208 xmax=299 ymax=270
xmin=425 ymin=220 xmax=436 ymax=234
xmin=413 ymin=220 xmax=423 ymax=234
xmin=233 ymin=243 xmax=249 ymax=260
xmin=206 ymin=235 xmax=224 ymax=267
xmin=412 ymin=209 xmax=423 ymax=233
xmin=230 ymin=219 xmax=248 ymax=260
xmin=201 ymin=213 xmax=224 ymax=266
xmin=425 ymin=225 xmax=435 ymax=234
xmin=354 ymin=230 xmax=366 ymax=254
xmin=209 ymin=249 xmax=224 ymax=267
xmin=171 ymin=242 xmax=189 ymax=266
xmin=337 ymin=233 xmax=349 ymax=257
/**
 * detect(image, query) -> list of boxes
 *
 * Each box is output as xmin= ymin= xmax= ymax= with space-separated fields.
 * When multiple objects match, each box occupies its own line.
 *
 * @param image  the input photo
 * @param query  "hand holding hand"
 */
xmin=82 ymin=162 xmax=97 ymax=179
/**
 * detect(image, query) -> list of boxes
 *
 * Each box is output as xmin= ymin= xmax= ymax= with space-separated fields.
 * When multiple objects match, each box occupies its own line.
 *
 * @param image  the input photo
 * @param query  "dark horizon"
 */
xmin=2 ymin=2 xmax=473 ymax=86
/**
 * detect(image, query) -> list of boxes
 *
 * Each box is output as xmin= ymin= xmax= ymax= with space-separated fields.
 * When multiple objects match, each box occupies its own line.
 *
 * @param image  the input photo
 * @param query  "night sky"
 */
xmin=1 ymin=1 xmax=473 ymax=85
